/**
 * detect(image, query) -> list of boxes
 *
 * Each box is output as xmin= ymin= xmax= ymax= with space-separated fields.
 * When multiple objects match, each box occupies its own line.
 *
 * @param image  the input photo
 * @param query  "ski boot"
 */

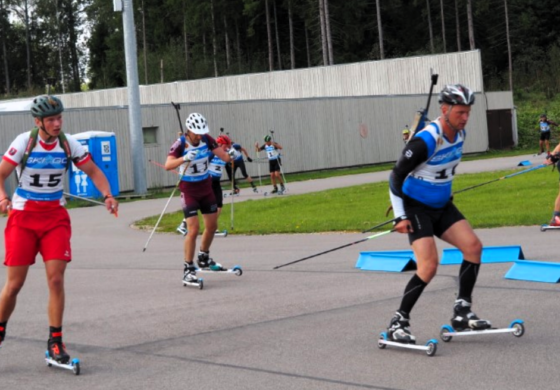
xmin=550 ymin=216 xmax=560 ymax=227
xmin=233 ymin=187 xmax=240 ymax=195
xmin=278 ymin=184 xmax=285 ymax=195
xmin=183 ymin=263 xmax=203 ymax=289
xmin=271 ymin=186 xmax=278 ymax=194
xmin=387 ymin=311 xmax=416 ymax=344
xmin=47 ymin=337 xmax=70 ymax=364
xmin=451 ymin=299 xmax=491 ymax=331
xmin=0 ymin=323 xmax=5 ymax=349
xmin=252 ymin=186 xmax=258 ymax=193
xmin=176 ymin=220 xmax=187 ymax=235
xmin=197 ymin=252 xmax=223 ymax=271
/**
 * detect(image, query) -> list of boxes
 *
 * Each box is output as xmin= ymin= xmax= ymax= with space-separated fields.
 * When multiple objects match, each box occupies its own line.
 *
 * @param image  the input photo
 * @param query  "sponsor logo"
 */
xmin=27 ymin=156 xmax=67 ymax=166
xmin=405 ymin=150 xmax=413 ymax=158
xmin=431 ymin=146 xmax=462 ymax=163
xmin=8 ymin=147 xmax=17 ymax=156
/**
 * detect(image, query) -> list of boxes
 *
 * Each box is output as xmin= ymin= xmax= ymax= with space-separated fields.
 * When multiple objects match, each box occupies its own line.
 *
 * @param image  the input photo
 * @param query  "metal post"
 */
xmin=120 ymin=0 xmax=147 ymax=194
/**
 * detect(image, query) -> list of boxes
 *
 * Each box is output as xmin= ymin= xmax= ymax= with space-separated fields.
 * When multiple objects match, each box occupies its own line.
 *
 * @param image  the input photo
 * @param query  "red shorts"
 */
xmin=4 ymin=208 xmax=72 ymax=266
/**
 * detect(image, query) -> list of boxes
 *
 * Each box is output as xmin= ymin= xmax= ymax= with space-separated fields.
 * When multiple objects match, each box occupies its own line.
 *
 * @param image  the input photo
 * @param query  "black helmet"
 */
xmin=438 ymin=84 xmax=475 ymax=106
xmin=264 ymin=135 xmax=272 ymax=142
xmin=30 ymin=95 xmax=64 ymax=118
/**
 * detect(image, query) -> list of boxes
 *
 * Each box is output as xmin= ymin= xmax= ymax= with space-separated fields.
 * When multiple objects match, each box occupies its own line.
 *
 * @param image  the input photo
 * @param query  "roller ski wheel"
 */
xmin=263 ymin=192 xmax=268 ymax=197
xmin=377 ymin=332 xmax=437 ymax=357
xmin=182 ymin=278 xmax=204 ymax=290
xmin=440 ymin=319 xmax=525 ymax=342
xmin=45 ymin=351 xmax=81 ymax=375
xmin=196 ymin=265 xmax=243 ymax=276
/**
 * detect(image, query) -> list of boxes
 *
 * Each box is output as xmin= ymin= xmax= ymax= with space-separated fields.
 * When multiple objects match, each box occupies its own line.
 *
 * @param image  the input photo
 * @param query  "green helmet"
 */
xmin=264 ymin=135 xmax=272 ymax=142
xmin=31 ymin=95 xmax=64 ymax=118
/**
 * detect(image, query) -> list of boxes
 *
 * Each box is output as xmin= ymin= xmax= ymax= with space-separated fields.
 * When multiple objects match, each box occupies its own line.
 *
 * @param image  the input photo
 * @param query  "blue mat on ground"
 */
xmin=441 ymin=246 xmax=524 ymax=265
xmin=356 ymin=250 xmax=415 ymax=268
xmin=357 ymin=254 xmax=416 ymax=273
xmin=504 ymin=260 xmax=560 ymax=283
xmin=517 ymin=160 xmax=531 ymax=166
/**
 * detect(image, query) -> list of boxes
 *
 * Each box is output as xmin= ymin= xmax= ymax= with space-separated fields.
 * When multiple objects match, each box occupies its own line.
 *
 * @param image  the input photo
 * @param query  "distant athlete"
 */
xmin=255 ymin=135 xmax=285 ymax=194
xmin=538 ymin=114 xmax=558 ymax=156
xmin=225 ymin=141 xmax=257 ymax=194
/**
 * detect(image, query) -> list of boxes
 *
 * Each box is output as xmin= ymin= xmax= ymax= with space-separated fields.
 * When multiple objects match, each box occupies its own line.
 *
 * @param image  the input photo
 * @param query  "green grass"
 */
xmin=136 ymin=164 xmax=559 ymax=234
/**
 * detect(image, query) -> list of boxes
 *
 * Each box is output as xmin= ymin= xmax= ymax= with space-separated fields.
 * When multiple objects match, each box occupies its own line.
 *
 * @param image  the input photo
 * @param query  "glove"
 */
xmin=549 ymin=153 xmax=560 ymax=164
xmin=247 ymin=157 xmax=253 ymax=162
xmin=228 ymin=148 xmax=236 ymax=158
xmin=183 ymin=150 xmax=198 ymax=162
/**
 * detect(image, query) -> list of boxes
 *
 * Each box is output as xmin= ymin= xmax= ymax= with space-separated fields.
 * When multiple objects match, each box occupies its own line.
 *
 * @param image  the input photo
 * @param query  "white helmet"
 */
xmin=185 ymin=113 xmax=209 ymax=134
xmin=438 ymin=84 xmax=475 ymax=106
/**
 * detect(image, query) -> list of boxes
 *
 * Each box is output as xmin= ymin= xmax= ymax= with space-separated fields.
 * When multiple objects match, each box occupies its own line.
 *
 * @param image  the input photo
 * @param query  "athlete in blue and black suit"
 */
xmin=385 ymin=84 xmax=491 ymax=344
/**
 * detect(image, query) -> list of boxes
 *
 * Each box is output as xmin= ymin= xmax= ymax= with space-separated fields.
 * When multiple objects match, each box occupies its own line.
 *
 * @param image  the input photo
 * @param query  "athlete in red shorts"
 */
xmin=0 ymin=95 xmax=118 ymax=363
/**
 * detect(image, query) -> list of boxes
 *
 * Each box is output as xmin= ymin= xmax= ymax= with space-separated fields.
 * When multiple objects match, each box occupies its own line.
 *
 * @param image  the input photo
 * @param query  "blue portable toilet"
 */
xmin=69 ymin=131 xmax=119 ymax=199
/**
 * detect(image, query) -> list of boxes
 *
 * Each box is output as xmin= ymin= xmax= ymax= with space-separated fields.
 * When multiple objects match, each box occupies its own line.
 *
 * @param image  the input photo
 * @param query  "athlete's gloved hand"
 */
xmin=228 ymin=148 xmax=236 ymax=158
xmin=183 ymin=150 xmax=198 ymax=162
xmin=247 ymin=156 xmax=253 ymax=162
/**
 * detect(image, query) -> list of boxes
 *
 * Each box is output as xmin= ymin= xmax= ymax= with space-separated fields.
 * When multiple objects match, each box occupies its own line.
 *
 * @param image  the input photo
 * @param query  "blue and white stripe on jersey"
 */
xmin=264 ymin=144 xmax=279 ymax=160
xmin=402 ymin=121 xmax=465 ymax=208
xmin=180 ymin=140 xmax=212 ymax=183
xmin=540 ymin=122 xmax=551 ymax=132
xmin=208 ymin=154 xmax=226 ymax=179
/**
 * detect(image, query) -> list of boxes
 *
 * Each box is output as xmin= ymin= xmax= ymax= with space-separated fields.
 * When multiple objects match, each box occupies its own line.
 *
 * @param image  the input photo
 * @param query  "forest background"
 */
xmin=0 ymin=0 xmax=559 ymax=150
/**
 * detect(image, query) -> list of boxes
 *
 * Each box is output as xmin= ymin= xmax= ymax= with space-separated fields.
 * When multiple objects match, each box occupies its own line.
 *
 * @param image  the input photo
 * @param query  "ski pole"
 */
xmin=273 ymin=229 xmax=395 ymax=270
xmin=63 ymin=192 xmax=118 ymax=217
xmin=148 ymin=159 xmax=180 ymax=174
xmin=270 ymin=130 xmax=288 ymax=189
xmin=453 ymin=163 xmax=548 ymax=195
xmin=255 ymin=142 xmax=263 ymax=187
xmin=143 ymin=161 xmax=191 ymax=252
xmin=230 ymin=158 xmax=235 ymax=230
xmin=361 ymin=217 xmax=398 ymax=234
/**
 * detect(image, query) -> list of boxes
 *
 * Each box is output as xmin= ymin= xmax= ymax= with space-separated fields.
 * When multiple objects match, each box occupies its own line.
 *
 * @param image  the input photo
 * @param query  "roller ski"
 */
xmin=223 ymin=192 xmax=240 ymax=198
xmin=182 ymin=263 xmax=204 ymax=289
xmin=540 ymin=216 xmax=560 ymax=231
xmin=45 ymin=337 xmax=81 ymax=375
xmin=440 ymin=299 xmax=524 ymax=342
xmin=196 ymin=252 xmax=243 ymax=276
xmin=377 ymin=312 xmax=438 ymax=357
xmin=214 ymin=229 xmax=228 ymax=237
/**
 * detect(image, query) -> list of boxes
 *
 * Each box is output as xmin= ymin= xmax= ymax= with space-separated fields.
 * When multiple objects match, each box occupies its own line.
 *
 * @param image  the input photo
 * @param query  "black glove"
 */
xmin=549 ymin=153 xmax=560 ymax=164
xmin=247 ymin=157 xmax=253 ymax=162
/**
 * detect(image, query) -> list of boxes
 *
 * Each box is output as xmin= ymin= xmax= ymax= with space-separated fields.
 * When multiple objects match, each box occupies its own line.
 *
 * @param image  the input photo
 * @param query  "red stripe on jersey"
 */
xmin=2 ymin=156 xmax=18 ymax=166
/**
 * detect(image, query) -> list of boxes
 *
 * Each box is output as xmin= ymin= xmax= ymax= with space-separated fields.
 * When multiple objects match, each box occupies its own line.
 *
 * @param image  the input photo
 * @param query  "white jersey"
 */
xmin=2 ymin=131 xmax=90 ymax=210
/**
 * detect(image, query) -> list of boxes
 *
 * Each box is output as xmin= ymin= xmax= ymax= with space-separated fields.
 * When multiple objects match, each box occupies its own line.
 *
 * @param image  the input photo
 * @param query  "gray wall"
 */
xmin=0 ymin=93 xmax=489 ymax=193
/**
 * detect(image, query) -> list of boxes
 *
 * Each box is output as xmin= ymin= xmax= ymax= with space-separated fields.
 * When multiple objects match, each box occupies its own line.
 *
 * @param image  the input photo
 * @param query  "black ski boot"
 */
xmin=48 ymin=336 xmax=70 ymax=364
xmin=197 ymin=252 xmax=223 ymax=271
xmin=271 ymin=186 xmax=278 ymax=194
xmin=387 ymin=311 xmax=416 ymax=344
xmin=451 ymin=299 xmax=492 ymax=331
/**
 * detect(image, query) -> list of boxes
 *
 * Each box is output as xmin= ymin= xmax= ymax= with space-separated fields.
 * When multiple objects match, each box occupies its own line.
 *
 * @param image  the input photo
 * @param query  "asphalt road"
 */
xmin=0 ymin=153 xmax=558 ymax=390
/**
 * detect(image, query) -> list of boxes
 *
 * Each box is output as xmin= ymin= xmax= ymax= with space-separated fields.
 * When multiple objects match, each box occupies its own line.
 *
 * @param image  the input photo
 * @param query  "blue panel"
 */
xmin=517 ymin=160 xmax=531 ymax=166
xmin=359 ymin=255 xmax=417 ymax=272
xmin=505 ymin=261 xmax=560 ymax=283
xmin=356 ymin=251 xmax=415 ymax=268
xmin=441 ymin=246 xmax=524 ymax=265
